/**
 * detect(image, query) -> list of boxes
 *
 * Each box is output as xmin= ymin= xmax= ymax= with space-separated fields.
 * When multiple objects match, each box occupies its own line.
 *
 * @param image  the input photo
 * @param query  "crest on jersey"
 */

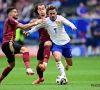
xmin=56 ymin=21 xmax=60 ymax=25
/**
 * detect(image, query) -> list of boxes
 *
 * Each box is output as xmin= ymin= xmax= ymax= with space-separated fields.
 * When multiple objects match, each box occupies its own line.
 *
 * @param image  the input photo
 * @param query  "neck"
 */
xmin=40 ymin=15 xmax=46 ymax=19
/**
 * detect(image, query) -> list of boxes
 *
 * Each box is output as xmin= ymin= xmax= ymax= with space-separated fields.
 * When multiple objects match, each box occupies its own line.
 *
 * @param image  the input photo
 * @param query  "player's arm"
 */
xmin=60 ymin=16 xmax=77 ymax=30
xmin=28 ymin=18 xmax=46 ymax=34
xmin=16 ymin=19 xmax=43 ymax=29
xmin=23 ymin=24 xmax=43 ymax=36
xmin=28 ymin=24 xmax=44 ymax=34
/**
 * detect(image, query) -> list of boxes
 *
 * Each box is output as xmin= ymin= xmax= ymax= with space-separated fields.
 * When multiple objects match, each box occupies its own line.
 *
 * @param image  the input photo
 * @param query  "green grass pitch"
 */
xmin=0 ymin=56 xmax=100 ymax=90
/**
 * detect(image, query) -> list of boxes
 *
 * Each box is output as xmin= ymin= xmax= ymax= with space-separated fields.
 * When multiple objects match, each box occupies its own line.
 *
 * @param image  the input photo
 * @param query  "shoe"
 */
xmin=39 ymin=64 xmax=46 ymax=71
xmin=32 ymin=77 xmax=44 ymax=84
xmin=26 ymin=68 xmax=35 ymax=75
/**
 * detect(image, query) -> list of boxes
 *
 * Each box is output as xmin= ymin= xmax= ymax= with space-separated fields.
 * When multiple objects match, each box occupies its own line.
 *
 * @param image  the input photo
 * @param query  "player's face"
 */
xmin=11 ymin=9 xmax=18 ymax=19
xmin=37 ymin=5 xmax=46 ymax=18
xmin=48 ymin=9 xmax=57 ymax=21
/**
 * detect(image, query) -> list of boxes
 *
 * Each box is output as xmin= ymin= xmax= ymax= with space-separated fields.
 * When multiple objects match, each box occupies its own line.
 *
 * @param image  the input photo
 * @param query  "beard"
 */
xmin=13 ymin=16 xmax=18 ymax=20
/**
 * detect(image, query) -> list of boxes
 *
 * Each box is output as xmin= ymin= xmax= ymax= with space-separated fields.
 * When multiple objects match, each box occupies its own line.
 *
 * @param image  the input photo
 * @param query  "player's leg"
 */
xmin=52 ymin=44 xmax=66 ymax=76
xmin=62 ymin=43 xmax=72 ymax=71
xmin=32 ymin=60 xmax=44 ymax=84
xmin=0 ymin=42 xmax=15 ymax=83
xmin=64 ymin=58 xmax=72 ymax=71
xmin=39 ymin=40 xmax=52 ymax=71
xmin=13 ymin=43 xmax=34 ymax=75
xmin=0 ymin=61 xmax=15 ymax=83
xmin=32 ymin=44 xmax=44 ymax=84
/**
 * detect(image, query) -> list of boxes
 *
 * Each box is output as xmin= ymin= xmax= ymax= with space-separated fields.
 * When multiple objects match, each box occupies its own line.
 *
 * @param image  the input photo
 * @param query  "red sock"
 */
xmin=36 ymin=66 xmax=43 ymax=78
xmin=43 ymin=46 xmax=50 ymax=63
xmin=23 ymin=52 xmax=30 ymax=69
xmin=0 ymin=66 xmax=12 ymax=82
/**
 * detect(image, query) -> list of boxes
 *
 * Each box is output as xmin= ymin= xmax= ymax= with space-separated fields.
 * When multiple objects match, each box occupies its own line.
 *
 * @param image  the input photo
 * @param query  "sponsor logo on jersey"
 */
xmin=56 ymin=21 xmax=61 ymax=25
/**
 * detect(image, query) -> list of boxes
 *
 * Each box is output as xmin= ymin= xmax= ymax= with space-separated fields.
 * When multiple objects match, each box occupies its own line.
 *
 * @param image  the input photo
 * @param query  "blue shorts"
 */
xmin=52 ymin=42 xmax=72 ymax=58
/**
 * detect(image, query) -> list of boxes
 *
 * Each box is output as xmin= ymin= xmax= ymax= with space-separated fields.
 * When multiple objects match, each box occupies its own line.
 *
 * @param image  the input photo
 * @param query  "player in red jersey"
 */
xmin=0 ymin=7 xmax=43 ymax=83
xmin=30 ymin=3 xmax=52 ymax=84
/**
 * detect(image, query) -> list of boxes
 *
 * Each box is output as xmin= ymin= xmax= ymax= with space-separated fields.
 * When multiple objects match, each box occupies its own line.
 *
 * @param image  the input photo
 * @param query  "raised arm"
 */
xmin=60 ymin=16 xmax=77 ymax=30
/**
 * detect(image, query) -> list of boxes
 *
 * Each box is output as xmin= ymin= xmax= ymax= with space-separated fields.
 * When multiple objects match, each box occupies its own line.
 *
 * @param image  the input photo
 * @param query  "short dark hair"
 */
xmin=34 ymin=3 xmax=46 ymax=15
xmin=6 ymin=7 xmax=16 ymax=15
xmin=46 ymin=4 xmax=58 ymax=14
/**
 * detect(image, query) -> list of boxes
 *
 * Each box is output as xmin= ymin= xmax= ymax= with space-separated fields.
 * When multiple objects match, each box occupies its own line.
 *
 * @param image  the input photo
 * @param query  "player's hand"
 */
xmin=36 ymin=19 xmax=45 ymax=24
xmin=72 ymin=27 xmax=77 ymax=31
xmin=23 ymin=31 xmax=30 ymax=36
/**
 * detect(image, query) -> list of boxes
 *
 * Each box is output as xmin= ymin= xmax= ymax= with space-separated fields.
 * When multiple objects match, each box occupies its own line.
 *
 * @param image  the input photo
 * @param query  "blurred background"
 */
xmin=0 ymin=0 xmax=100 ymax=57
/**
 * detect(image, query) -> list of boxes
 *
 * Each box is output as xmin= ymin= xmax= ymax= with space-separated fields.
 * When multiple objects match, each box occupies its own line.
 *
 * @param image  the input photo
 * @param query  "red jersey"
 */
xmin=38 ymin=28 xmax=50 ymax=44
xmin=38 ymin=16 xmax=50 ymax=44
xmin=2 ymin=17 xmax=19 ymax=44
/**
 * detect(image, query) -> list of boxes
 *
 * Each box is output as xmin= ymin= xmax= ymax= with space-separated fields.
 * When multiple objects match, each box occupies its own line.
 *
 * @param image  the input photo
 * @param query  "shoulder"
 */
xmin=8 ymin=17 xmax=18 ymax=23
xmin=57 ymin=15 xmax=65 ymax=19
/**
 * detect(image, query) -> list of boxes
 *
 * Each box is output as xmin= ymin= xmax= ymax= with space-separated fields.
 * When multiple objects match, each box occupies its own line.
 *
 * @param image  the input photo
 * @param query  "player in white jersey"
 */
xmin=25 ymin=4 xmax=77 ymax=83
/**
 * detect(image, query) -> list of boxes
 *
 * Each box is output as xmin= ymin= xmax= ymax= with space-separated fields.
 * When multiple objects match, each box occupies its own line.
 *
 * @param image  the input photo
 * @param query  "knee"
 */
xmin=9 ymin=63 xmax=15 ymax=69
xmin=20 ymin=47 xmax=29 ymax=53
xmin=55 ymin=56 xmax=61 ymax=62
xmin=44 ymin=41 xmax=52 ymax=47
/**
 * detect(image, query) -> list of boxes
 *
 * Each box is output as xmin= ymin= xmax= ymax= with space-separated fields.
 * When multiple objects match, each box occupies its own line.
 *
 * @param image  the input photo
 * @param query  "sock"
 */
xmin=56 ymin=61 xmax=66 ymax=76
xmin=23 ymin=52 xmax=30 ymax=69
xmin=36 ymin=66 xmax=43 ymax=79
xmin=0 ymin=66 xmax=12 ymax=82
xmin=43 ymin=45 xmax=50 ymax=64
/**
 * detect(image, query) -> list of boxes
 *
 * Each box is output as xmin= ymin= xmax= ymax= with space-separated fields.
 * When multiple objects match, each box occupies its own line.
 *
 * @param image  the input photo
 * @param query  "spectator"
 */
xmin=76 ymin=2 xmax=87 ymax=17
xmin=22 ymin=1 xmax=34 ymax=21
xmin=87 ymin=0 xmax=97 ymax=6
xmin=90 ymin=21 xmax=100 ymax=55
xmin=96 ymin=6 xmax=100 ymax=15
xmin=85 ymin=21 xmax=93 ymax=56
xmin=0 ymin=4 xmax=6 ymax=21
xmin=44 ymin=0 xmax=53 ymax=6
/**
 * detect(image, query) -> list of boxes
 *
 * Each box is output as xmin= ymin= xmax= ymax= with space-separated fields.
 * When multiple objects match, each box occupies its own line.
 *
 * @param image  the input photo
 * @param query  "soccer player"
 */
xmin=0 ymin=7 xmax=43 ymax=83
xmin=27 ymin=4 xmax=77 ymax=83
xmin=29 ymin=3 xmax=52 ymax=84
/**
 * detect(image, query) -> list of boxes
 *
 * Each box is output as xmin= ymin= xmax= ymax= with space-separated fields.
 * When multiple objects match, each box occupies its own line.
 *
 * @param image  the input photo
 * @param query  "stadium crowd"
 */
xmin=0 ymin=0 xmax=100 ymax=21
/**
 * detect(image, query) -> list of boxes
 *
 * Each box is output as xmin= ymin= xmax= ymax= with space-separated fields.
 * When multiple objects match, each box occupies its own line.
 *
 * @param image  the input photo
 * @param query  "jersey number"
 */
xmin=54 ymin=28 xmax=57 ymax=33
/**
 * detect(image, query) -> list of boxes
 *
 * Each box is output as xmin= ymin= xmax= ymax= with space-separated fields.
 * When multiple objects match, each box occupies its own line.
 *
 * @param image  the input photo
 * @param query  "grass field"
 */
xmin=0 ymin=56 xmax=100 ymax=90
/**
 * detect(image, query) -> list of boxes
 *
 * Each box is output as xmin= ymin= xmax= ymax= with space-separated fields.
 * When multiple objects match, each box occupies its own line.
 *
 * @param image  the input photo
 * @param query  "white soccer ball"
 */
xmin=56 ymin=75 xmax=67 ymax=85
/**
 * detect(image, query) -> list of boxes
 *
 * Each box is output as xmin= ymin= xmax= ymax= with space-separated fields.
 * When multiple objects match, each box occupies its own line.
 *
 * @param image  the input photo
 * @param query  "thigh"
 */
xmin=1 ymin=42 xmax=15 ymax=63
xmin=52 ymin=44 xmax=62 ymax=55
xmin=52 ymin=44 xmax=62 ymax=61
xmin=13 ymin=42 xmax=23 ymax=54
xmin=37 ymin=44 xmax=44 ymax=60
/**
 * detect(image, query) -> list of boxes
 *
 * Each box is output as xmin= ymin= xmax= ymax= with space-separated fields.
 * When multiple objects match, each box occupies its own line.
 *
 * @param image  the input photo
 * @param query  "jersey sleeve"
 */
xmin=28 ymin=24 xmax=45 ymax=34
xmin=60 ymin=15 xmax=76 ymax=29
xmin=9 ymin=17 xmax=19 ymax=26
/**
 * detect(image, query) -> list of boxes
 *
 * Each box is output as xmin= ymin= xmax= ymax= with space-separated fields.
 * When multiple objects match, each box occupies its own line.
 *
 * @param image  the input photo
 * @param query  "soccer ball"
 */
xmin=56 ymin=75 xmax=67 ymax=85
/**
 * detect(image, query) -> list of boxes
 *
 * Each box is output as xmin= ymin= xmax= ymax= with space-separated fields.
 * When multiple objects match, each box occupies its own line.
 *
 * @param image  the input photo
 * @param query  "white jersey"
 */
xmin=28 ymin=15 xmax=76 ymax=45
